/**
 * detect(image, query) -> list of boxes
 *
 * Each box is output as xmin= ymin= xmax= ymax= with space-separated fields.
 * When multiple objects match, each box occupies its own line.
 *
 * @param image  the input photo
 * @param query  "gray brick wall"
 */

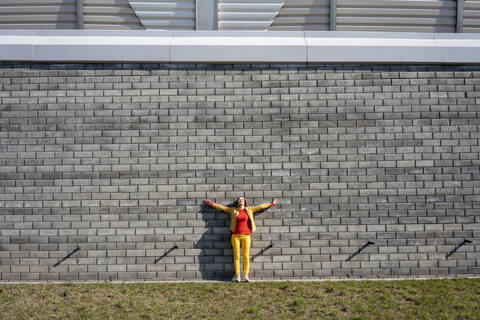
xmin=0 ymin=63 xmax=479 ymax=281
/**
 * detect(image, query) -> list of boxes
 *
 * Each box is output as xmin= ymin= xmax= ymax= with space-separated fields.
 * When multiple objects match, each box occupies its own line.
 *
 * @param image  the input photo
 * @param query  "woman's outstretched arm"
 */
xmin=251 ymin=198 xmax=278 ymax=214
xmin=204 ymin=199 xmax=234 ymax=214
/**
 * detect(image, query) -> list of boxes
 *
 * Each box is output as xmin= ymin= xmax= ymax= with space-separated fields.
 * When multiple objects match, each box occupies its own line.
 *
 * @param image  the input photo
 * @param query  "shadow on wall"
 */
xmin=195 ymin=203 xmax=234 ymax=280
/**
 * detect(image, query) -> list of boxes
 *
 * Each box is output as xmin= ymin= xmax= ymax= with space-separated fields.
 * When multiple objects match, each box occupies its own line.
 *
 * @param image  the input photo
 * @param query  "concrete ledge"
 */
xmin=1 ymin=30 xmax=480 ymax=63
xmin=306 ymin=32 xmax=480 ymax=64
xmin=170 ymin=31 xmax=307 ymax=63
xmin=0 ymin=31 xmax=172 ymax=62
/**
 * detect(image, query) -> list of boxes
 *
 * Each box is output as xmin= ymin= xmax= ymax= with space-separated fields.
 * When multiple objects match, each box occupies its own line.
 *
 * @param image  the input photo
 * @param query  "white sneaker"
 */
xmin=232 ymin=275 xmax=241 ymax=282
xmin=243 ymin=275 xmax=251 ymax=282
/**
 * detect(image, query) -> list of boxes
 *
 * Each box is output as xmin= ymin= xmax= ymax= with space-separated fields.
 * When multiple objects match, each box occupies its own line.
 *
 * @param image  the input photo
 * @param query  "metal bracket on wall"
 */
xmin=54 ymin=247 xmax=80 ymax=267
xmin=252 ymin=243 xmax=273 ymax=262
xmin=446 ymin=239 xmax=471 ymax=259
xmin=154 ymin=245 xmax=178 ymax=264
xmin=346 ymin=241 xmax=375 ymax=261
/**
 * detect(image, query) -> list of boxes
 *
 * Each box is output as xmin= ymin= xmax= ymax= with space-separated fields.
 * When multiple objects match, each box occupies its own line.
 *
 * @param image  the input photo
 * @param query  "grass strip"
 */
xmin=1 ymin=278 xmax=479 ymax=319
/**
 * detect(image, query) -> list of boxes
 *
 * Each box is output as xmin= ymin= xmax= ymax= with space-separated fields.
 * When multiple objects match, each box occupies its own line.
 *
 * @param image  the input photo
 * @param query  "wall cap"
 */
xmin=1 ymin=30 xmax=480 ymax=63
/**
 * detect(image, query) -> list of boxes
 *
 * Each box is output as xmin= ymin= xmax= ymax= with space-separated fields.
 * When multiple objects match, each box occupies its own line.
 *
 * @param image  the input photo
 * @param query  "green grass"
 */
xmin=1 ymin=278 xmax=479 ymax=319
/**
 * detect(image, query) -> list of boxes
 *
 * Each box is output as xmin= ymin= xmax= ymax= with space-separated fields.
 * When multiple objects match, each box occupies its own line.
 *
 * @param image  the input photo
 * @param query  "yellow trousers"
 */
xmin=231 ymin=234 xmax=251 ymax=276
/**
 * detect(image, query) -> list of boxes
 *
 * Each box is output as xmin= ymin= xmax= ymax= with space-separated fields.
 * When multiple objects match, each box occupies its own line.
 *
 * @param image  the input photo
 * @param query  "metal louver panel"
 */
xmin=464 ymin=0 xmax=480 ymax=32
xmin=337 ymin=0 xmax=457 ymax=33
xmin=270 ymin=0 xmax=330 ymax=31
xmin=0 ymin=0 xmax=76 ymax=29
xmin=84 ymin=0 xmax=143 ymax=29
xmin=129 ymin=0 xmax=195 ymax=30
xmin=218 ymin=0 xmax=284 ymax=30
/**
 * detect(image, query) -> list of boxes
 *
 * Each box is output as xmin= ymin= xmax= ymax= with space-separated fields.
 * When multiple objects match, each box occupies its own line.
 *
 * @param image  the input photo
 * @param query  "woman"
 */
xmin=204 ymin=197 xmax=278 ymax=282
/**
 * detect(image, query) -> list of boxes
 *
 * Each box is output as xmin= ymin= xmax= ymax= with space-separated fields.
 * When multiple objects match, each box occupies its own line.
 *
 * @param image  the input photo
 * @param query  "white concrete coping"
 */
xmin=305 ymin=32 xmax=480 ymax=64
xmin=1 ymin=30 xmax=480 ymax=63
xmin=170 ymin=31 xmax=307 ymax=63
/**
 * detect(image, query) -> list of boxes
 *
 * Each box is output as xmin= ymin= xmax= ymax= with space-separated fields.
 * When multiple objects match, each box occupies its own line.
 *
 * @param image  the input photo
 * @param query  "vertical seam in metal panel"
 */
xmin=457 ymin=0 xmax=464 ymax=33
xmin=195 ymin=0 xmax=199 ymax=30
xmin=330 ymin=0 xmax=336 ymax=31
xmin=77 ymin=0 xmax=84 ymax=29
xmin=213 ymin=0 xmax=218 ymax=30
xmin=196 ymin=0 xmax=217 ymax=30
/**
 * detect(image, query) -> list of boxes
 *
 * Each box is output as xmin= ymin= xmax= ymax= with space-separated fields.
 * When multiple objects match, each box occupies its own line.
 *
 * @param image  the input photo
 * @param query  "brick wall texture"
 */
xmin=0 ymin=63 xmax=479 ymax=282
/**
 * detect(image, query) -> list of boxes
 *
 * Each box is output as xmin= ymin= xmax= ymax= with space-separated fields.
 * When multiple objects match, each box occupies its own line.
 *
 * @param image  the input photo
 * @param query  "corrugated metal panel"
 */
xmin=464 ymin=0 xmax=480 ymax=33
xmin=218 ymin=0 xmax=284 ymax=30
xmin=0 ymin=0 xmax=76 ymax=29
xmin=129 ymin=0 xmax=195 ymax=30
xmin=337 ymin=0 xmax=457 ymax=33
xmin=84 ymin=0 xmax=143 ymax=29
xmin=270 ymin=0 xmax=330 ymax=31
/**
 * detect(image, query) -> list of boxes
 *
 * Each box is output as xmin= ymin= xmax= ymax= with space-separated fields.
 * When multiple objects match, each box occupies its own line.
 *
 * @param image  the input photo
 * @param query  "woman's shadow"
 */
xmin=195 ymin=202 xmax=236 ymax=280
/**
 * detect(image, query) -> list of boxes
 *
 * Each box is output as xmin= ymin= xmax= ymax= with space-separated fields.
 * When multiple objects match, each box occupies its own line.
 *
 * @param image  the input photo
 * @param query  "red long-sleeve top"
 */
xmin=232 ymin=209 xmax=251 ymax=235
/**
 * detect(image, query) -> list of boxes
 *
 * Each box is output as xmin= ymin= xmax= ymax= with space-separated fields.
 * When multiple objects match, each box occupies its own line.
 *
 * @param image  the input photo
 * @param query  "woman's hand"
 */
xmin=204 ymin=199 xmax=214 ymax=207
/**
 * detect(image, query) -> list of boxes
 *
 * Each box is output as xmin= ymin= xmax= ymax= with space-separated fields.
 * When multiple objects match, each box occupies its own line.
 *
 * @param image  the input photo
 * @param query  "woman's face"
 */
xmin=237 ymin=197 xmax=245 ymax=207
